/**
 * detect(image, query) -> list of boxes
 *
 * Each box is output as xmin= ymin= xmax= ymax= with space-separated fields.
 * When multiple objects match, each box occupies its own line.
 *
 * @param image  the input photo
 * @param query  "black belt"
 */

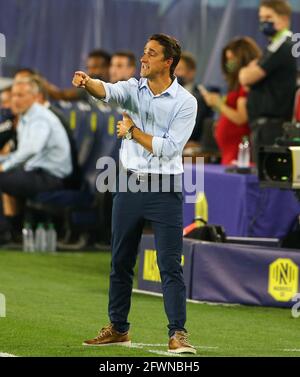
xmin=126 ymin=170 xmax=176 ymax=182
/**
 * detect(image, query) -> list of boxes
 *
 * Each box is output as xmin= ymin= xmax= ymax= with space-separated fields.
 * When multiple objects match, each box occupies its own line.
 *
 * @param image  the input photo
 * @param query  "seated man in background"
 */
xmin=175 ymin=52 xmax=214 ymax=143
xmin=0 ymin=78 xmax=72 ymax=240
xmin=6 ymin=71 xmax=80 ymax=189
xmin=33 ymin=77 xmax=81 ymax=189
xmin=239 ymin=0 xmax=297 ymax=163
xmin=109 ymin=51 xmax=136 ymax=83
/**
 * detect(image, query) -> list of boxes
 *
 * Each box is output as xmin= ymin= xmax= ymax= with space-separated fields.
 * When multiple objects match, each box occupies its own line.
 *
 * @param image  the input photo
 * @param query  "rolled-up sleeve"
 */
xmin=100 ymin=78 xmax=138 ymax=108
xmin=151 ymin=96 xmax=197 ymax=159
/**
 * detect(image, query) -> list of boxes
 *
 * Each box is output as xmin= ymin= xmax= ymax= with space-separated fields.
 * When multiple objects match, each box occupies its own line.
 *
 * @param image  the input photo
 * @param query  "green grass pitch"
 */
xmin=0 ymin=250 xmax=299 ymax=357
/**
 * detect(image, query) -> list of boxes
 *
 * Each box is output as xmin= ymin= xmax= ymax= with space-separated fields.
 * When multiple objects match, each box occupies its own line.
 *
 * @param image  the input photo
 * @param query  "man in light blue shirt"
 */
xmin=73 ymin=34 xmax=197 ymax=354
xmin=0 ymin=78 xmax=72 ymax=204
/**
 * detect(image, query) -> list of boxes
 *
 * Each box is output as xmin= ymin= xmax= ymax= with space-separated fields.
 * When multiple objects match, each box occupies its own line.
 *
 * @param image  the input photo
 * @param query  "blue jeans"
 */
xmin=108 ymin=175 xmax=186 ymax=337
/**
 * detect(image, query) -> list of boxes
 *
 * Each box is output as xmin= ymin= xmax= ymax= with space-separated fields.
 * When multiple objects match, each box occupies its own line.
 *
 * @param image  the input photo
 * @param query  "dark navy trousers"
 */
xmin=108 ymin=176 xmax=186 ymax=337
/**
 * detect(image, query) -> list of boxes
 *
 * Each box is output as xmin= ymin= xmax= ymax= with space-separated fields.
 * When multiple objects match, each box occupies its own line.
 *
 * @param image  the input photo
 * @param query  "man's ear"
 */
xmin=165 ymin=57 xmax=173 ymax=70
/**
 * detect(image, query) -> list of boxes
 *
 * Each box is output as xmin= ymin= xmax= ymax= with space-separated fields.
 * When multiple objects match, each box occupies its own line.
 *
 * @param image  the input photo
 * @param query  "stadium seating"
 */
xmin=26 ymin=100 xmax=122 ymax=247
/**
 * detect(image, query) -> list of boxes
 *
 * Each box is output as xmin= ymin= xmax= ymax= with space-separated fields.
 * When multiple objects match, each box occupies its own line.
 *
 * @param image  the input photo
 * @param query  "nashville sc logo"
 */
xmin=268 ymin=258 xmax=299 ymax=302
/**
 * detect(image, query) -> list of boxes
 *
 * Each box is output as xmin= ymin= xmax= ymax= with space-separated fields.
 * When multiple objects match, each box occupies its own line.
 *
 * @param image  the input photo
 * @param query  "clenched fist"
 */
xmin=72 ymin=71 xmax=90 ymax=88
xmin=117 ymin=112 xmax=135 ymax=138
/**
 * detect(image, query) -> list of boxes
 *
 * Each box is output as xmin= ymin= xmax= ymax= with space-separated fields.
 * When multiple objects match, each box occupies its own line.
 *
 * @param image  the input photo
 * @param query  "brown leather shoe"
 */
xmin=168 ymin=331 xmax=196 ymax=354
xmin=82 ymin=324 xmax=131 ymax=347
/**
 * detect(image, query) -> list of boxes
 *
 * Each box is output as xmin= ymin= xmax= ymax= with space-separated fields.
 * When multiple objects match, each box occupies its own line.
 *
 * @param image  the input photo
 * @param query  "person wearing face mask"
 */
xmin=175 ymin=52 xmax=214 ymax=143
xmin=239 ymin=0 xmax=297 ymax=163
xmin=201 ymin=37 xmax=262 ymax=165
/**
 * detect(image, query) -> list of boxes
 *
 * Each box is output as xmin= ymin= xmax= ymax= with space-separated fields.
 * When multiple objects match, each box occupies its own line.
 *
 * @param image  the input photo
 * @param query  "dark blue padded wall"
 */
xmin=1 ymin=0 xmax=299 ymax=89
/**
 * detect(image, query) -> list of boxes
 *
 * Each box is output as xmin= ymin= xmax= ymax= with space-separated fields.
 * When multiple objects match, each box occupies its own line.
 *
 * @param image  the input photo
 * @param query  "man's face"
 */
xmin=259 ymin=6 xmax=289 ymax=32
xmin=11 ymin=83 xmax=37 ymax=115
xmin=140 ymin=40 xmax=171 ymax=79
xmin=0 ymin=90 xmax=12 ymax=109
xmin=86 ymin=57 xmax=109 ymax=81
xmin=109 ymin=56 xmax=135 ymax=83
xmin=175 ymin=59 xmax=195 ymax=85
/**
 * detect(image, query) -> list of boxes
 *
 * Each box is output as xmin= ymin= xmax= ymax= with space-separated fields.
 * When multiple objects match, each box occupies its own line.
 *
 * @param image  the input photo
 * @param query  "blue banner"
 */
xmin=138 ymin=235 xmax=300 ymax=308
xmin=191 ymin=242 xmax=300 ymax=308
xmin=137 ymin=234 xmax=194 ymax=298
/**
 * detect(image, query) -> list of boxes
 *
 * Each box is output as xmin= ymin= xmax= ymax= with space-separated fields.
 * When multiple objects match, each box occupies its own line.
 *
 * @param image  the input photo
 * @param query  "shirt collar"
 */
xmin=272 ymin=28 xmax=291 ymax=42
xmin=20 ymin=103 xmax=38 ymax=124
xmin=139 ymin=77 xmax=179 ymax=98
xmin=268 ymin=29 xmax=293 ymax=53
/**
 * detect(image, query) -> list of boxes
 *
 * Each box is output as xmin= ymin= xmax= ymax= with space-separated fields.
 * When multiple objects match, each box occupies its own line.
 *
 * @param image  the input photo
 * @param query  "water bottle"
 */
xmin=35 ymin=223 xmax=47 ymax=252
xmin=22 ymin=223 xmax=35 ymax=252
xmin=46 ymin=223 xmax=57 ymax=252
xmin=237 ymin=136 xmax=250 ymax=168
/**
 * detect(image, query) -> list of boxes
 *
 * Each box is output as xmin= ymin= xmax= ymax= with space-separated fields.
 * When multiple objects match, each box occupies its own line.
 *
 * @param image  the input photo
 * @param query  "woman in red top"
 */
xmin=201 ymin=37 xmax=262 ymax=165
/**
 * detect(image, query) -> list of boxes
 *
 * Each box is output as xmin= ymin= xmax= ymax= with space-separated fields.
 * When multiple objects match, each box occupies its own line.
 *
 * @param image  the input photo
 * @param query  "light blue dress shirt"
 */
xmin=0 ymin=103 xmax=72 ymax=178
xmin=100 ymin=77 xmax=197 ymax=174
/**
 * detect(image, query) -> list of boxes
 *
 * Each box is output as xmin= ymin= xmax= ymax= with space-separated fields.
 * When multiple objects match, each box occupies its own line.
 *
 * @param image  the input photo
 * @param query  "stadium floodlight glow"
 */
xmin=258 ymin=146 xmax=300 ymax=189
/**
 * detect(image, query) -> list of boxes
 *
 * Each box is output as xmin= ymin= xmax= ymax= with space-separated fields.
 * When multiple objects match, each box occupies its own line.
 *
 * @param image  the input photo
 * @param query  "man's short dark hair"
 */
xmin=260 ymin=0 xmax=292 ymax=18
xmin=149 ymin=34 xmax=181 ymax=78
xmin=112 ymin=51 xmax=136 ymax=68
xmin=88 ymin=49 xmax=111 ymax=66
xmin=180 ymin=52 xmax=197 ymax=71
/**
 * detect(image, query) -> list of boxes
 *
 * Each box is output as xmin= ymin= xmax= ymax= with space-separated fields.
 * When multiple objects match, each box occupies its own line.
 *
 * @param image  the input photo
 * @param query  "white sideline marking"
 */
xmin=283 ymin=349 xmax=300 ymax=352
xmin=131 ymin=343 xmax=218 ymax=350
xmin=0 ymin=352 xmax=17 ymax=357
xmin=132 ymin=343 xmax=166 ymax=347
xmin=147 ymin=350 xmax=183 ymax=357
xmin=132 ymin=289 xmax=240 ymax=307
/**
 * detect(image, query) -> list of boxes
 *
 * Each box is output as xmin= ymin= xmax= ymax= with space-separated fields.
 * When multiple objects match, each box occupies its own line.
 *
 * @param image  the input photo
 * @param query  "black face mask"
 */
xmin=260 ymin=21 xmax=277 ymax=37
xmin=0 ymin=108 xmax=14 ymax=122
xmin=177 ymin=77 xmax=187 ymax=87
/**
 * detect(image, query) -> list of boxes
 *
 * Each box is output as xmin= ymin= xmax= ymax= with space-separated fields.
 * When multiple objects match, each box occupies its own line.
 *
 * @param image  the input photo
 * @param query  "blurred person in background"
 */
xmin=109 ymin=51 xmax=136 ymax=83
xmin=11 ymin=71 xmax=80 ymax=188
xmin=33 ymin=77 xmax=81 ymax=189
xmin=239 ymin=0 xmax=297 ymax=163
xmin=201 ymin=37 xmax=262 ymax=165
xmin=0 ymin=78 xmax=72 ymax=241
xmin=14 ymin=68 xmax=39 ymax=82
xmin=39 ymin=49 xmax=111 ymax=101
xmin=175 ymin=52 xmax=214 ymax=143
xmin=0 ymin=87 xmax=17 ymax=151
xmin=0 ymin=87 xmax=19 ymax=233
